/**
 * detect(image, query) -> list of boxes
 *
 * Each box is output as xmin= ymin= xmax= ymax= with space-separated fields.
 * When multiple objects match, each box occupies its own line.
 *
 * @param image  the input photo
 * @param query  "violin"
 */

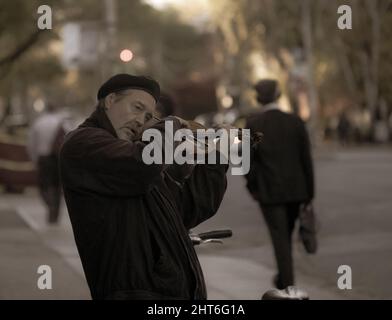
xmin=151 ymin=115 xmax=263 ymax=148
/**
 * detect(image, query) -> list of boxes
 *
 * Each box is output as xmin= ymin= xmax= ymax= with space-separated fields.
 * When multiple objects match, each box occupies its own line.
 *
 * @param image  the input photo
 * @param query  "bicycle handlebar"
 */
xmin=198 ymin=229 xmax=233 ymax=240
xmin=190 ymin=229 xmax=233 ymax=246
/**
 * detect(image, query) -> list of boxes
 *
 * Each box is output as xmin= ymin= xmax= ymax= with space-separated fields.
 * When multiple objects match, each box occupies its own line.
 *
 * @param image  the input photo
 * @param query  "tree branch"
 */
xmin=0 ymin=29 xmax=44 ymax=67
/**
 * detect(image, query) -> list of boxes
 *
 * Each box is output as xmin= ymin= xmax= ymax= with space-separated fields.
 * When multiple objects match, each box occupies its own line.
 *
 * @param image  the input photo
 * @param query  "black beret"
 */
xmin=97 ymin=74 xmax=160 ymax=102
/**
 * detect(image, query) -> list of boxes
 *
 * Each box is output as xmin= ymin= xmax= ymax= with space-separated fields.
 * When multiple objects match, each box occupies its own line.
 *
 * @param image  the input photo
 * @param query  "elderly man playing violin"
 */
xmin=59 ymin=74 xmax=230 ymax=300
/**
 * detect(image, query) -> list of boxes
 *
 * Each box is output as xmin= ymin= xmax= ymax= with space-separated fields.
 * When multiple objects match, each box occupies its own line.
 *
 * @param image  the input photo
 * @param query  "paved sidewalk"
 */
xmin=0 ymin=203 xmax=90 ymax=299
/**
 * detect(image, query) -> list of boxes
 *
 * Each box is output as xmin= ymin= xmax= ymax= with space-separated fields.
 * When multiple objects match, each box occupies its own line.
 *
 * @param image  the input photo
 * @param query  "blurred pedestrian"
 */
xmin=245 ymin=79 xmax=315 ymax=290
xmin=337 ymin=111 xmax=351 ymax=146
xmin=27 ymin=103 xmax=66 ymax=224
xmin=389 ymin=112 xmax=392 ymax=142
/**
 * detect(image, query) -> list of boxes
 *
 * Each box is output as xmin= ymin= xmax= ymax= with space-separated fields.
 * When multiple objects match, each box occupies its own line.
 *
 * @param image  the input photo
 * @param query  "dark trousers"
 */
xmin=37 ymin=155 xmax=61 ymax=224
xmin=260 ymin=202 xmax=300 ymax=289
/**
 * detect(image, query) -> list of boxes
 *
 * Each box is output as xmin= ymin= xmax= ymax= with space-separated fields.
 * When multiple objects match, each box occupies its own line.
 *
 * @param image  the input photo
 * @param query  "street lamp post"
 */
xmin=103 ymin=0 xmax=117 ymax=79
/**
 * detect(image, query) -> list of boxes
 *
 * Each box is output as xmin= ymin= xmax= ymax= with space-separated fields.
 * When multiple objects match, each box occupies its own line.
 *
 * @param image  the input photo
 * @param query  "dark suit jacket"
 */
xmin=245 ymin=108 xmax=314 ymax=205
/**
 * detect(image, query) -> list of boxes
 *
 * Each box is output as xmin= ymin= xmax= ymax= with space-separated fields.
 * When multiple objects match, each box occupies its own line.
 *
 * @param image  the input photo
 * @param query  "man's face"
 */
xmin=104 ymin=89 xmax=156 ymax=141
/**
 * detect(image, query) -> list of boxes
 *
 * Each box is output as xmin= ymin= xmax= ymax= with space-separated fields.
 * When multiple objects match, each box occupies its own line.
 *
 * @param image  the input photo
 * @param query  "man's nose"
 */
xmin=134 ymin=114 xmax=145 ymax=127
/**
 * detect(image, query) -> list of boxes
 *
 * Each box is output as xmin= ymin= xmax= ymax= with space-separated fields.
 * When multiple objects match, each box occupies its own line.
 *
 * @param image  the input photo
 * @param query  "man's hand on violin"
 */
xmin=211 ymin=123 xmax=239 ymax=153
xmin=172 ymin=116 xmax=190 ymax=129
xmin=213 ymin=123 xmax=237 ymax=131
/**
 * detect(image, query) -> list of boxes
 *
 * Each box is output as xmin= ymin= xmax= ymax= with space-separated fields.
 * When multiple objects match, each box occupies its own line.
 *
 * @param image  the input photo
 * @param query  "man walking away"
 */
xmin=245 ymin=79 xmax=315 ymax=289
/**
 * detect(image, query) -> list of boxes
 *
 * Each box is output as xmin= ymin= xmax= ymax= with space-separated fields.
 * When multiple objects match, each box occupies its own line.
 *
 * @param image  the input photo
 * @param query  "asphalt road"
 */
xmin=194 ymin=146 xmax=392 ymax=299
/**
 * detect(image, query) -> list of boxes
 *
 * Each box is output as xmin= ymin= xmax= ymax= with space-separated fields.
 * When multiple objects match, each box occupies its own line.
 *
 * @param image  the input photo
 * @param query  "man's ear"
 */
xmin=104 ymin=93 xmax=116 ymax=110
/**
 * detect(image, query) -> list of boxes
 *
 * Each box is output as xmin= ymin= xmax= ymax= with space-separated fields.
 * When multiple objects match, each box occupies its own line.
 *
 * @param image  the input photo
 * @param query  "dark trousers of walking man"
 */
xmin=37 ymin=155 xmax=61 ymax=224
xmin=260 ymin=202 xmax=300 ymax=288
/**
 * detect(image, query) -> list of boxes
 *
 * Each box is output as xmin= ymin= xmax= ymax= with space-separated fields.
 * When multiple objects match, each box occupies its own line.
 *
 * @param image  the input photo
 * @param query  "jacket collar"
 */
xmin=262 ymin=102 xmax=280 ymax=113
xmin=79 ymin=106 xmax=118 ymax=138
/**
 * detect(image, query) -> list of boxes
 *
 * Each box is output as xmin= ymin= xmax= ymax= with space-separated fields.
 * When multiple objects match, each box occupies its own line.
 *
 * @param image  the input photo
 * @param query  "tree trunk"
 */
xmin=301 ymin=0 xmax=320 ymax=141
xmin=103 ymin=0 xmax=117 ymax=79
xmin=366 ymin=0 xmax=381 ymax=128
